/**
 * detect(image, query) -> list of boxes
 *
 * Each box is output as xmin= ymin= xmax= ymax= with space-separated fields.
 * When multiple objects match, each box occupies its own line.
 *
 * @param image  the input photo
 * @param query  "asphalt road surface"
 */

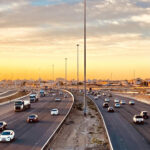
xmin=88 ymin=93 xmax=150 ymax=150
xmin=0 ymin=90 xmax=73 ymax=150
xmin=0 ymin=90 xmax=17 ymax=99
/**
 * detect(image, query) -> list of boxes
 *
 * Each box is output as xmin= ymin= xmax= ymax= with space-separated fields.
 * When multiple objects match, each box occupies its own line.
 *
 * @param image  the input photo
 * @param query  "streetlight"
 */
xmin=65 ymin=58 xmax=68 ymax=89
xmin=77 ymin=44 xmax=79 ymax=91
xmin=83 ymin=0 xmax=87 ymax=116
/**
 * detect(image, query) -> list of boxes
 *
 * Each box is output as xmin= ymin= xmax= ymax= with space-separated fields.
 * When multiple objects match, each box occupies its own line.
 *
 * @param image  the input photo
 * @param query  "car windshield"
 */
xmin=1 ymin=132 xmax=10 ymax=135
xmin=136 ymin=116 xmax=143 ymax=118
xmin=29 ymin=115 xmax=35 ymax=118
xmin=30 ymin=96 xmax=35 ymax=98
xmin=15 ymin=101 xmax=23 ymax=105
xmin=0 ymin=123 xmax=3 ymax=126
xmin=52 ymin=109 xmax=57 ymax=111
xmin=143 ymin=112 xmax=147 ymax=115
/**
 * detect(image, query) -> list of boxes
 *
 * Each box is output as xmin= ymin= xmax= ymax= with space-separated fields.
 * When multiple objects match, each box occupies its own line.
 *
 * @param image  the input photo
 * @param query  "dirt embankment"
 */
xmin=0 ymin=91 xmax=29 ymax=103
xmin=49 ymin=93 xmax=110 ymax=150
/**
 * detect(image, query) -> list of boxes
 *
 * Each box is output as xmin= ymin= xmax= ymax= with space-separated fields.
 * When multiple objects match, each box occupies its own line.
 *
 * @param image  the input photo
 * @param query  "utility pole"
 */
xmin=83 ymin=0 xmax=87 ymax=116
xmin=65 ymin=58 xmax=67 ymax=89
xmin=77 ymin=44 xmax=79 ymax=91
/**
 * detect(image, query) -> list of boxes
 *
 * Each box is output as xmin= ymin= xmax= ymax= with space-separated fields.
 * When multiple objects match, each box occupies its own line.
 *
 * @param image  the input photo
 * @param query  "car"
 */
xmin=120 ymin=100 xmax=126 ymax=105
xmin=64 ymin=94 xmax=68 ymax=98
xmin=140 ymin=111 xmax=149 ymax=119
xmin=103 ymin=102 xmax=109 ymax=108
xmin=97 ymin=94 xmax=101 ymax=98
xmin=55 ymin=98 xmax=61 ymax=102
xmin=115 ymin=103 xmax=120 ymax=108
xmin=59 ymin=92 xmax=63 ymax=95
xmin=52 ymin=93 xmax=56 ymax=96
xmin=51 ymin=109 xmax=59 ymax=115
xmin=102 ymin=93 xmax=106 ymax=96
xmin=0 ymin=130 xmax=15 ymax=142
xmin=133 ymin=115 xmax=144 ymax=124
xmin=27 ymin=114 xmax=38 ymax=123
xmin=107 ymin=107 xmax=114 ymax=112
xmin=0 ymin=121 xmax=7 ymax=131
xmin=94 ymin=96 xmax=98 ymax=100
xmin=114 ymin=99 xmax=119 ymax=103
xmin=129 ymin=100 xmax=135 ymax=105
xmin=105 ymin=98 xmax=110 ymax=102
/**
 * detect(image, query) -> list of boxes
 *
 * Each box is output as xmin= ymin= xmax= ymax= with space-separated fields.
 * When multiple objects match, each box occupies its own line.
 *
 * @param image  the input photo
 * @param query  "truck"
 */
xmin=30 ymin=94 xmax=39 ymax=103
xmin=40 ymin=90 xmax=46 ymax=97
xmin=14 ymin=100 xmax=30 ymax=112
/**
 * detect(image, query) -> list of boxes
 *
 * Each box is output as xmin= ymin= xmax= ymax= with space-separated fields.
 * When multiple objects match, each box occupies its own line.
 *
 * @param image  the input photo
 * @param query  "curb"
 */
xmin=41 ymin=89 xmax=74 ymax=150
xmin=87 ymin=95 xmax=114 ymax=150
xmin=0 ymin=93 xmax=31 ymax=106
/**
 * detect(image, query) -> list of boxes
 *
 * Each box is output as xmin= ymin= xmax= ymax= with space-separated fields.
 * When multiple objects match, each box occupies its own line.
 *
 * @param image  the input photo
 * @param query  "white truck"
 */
xmin=30 ymin=94 xmax=39 ymax=103
xmin=14 ymin=100 xmax=30 ymax=112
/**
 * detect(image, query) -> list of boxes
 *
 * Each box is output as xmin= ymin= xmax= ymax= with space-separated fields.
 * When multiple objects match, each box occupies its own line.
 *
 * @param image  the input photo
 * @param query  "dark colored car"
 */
xmin=108 ymin=107 xmax=114 ymax=112
xmin=0 ymin=121 xmax=7 ymax=131
xmin=27 ymin=114 xmax=38 ymax=123
xmin=103 ymin=102 xmax=109 ymax=108
xmin=140 ymin=111 xmax=149 ymax=119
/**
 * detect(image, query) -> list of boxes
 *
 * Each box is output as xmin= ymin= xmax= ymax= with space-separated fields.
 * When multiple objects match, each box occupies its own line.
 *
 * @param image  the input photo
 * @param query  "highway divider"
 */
xmin=0 ymin=91 xmax=18 ymax=99
xmin=41 ymin=89 xmax=74 ymax=150
xmin=0 ymin=92 xmax=31 ymax=106
xmin=87 ymin=95 xmax=114 ymax=150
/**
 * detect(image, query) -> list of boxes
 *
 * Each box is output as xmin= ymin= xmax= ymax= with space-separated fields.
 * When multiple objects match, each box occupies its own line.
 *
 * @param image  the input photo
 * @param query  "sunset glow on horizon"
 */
xmin=0 ymin=0 xmax=150 ymax=80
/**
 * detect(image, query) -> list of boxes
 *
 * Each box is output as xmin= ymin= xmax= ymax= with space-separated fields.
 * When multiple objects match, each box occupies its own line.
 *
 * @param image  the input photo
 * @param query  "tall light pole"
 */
xmin=77 ymin=44 xmax=79 ymax=91
xmin=65 ymin=58 xmax=68 ymax=89
xmin=83 ymin=0 xmax=87 ymax=116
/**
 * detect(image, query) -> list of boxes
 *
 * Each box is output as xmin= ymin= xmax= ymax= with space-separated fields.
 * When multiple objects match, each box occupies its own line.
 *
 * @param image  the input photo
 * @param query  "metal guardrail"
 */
xmin=41 ymin=89 xmax=74 ymax=150
xmin=87 ymin=95 xmax=114 ymax=150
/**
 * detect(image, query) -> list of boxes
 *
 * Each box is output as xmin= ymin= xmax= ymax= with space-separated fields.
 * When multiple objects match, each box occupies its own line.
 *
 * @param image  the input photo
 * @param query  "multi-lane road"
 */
xmin=0 ymin=90 xmax=74 ymax=150
xmin=88 ymin=92 xmax=150 ymax=150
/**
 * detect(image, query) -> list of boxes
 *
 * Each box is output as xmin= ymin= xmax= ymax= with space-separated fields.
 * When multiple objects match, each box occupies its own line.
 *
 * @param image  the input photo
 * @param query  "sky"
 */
xmin=0 ymin=0 xmax=150 ymax=80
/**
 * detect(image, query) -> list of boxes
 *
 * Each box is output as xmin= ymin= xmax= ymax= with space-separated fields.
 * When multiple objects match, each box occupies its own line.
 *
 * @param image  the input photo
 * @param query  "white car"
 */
xmin=51 ymin=109 xmax=59 ymax=115
xmin=133 ymin=115 xmax=144 ymax=124
xmin=97 ymin=94 xmax=101 ymax=98
xmin=52 ymin=93 xmax=56 ymax=96
xmin=94 ymin=96 xmax=98 ymax=100
xmin=129 ymin=100 xmax=135 ymax=105
xmin=115 ymin=103 xmax=120 ymax=108
xmin=105 ymin=98 xmax=110 ymax=102
xmin=55 ymin=98 xmax=61 ymax=102
xmin=120 ymin=100 xmax=126 ymax=105
xmin=114 ymin=99 xmax=119 ymax=103
xmin=0 ymin=130 xmax=15 ymax=142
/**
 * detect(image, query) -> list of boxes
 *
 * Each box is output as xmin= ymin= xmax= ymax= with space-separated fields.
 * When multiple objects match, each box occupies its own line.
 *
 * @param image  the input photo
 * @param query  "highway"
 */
xmin=0 ymin=90 xmax=17 ymax=99
xmin=0 ymin=90 xmax=73 ymax=150
xmin=88 ymin=92 xmax=150 ymax=150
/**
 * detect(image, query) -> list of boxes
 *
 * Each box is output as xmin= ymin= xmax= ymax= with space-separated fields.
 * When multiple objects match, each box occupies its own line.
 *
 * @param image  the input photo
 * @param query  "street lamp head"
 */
xmin=77 ymin=44 xmax=79 ymax=47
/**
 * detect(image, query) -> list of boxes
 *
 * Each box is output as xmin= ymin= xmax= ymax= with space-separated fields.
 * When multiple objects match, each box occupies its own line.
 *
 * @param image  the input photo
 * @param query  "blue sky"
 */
xmin=31 ymin=0 xmax=81 ymax=6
